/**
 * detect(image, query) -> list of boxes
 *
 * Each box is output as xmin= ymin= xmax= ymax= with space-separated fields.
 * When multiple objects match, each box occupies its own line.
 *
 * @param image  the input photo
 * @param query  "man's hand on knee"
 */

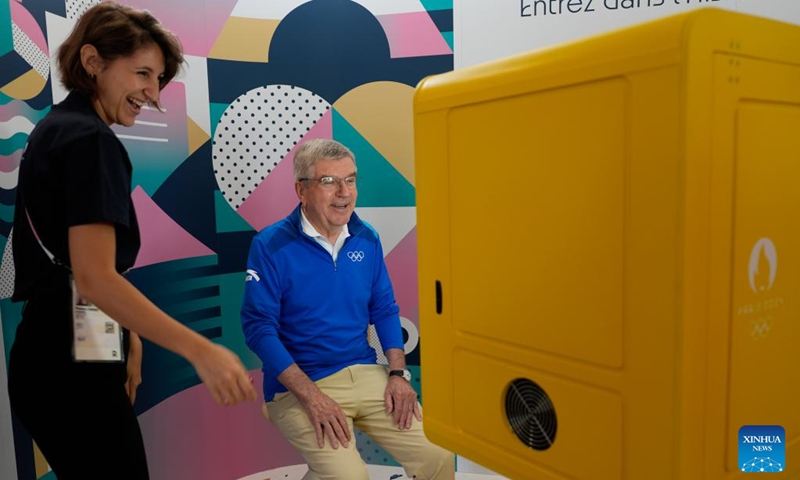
xmin=301 ymin=389 xmax=352 ymax=449
xmin=384 ymin=377 xmax=422 ymax=430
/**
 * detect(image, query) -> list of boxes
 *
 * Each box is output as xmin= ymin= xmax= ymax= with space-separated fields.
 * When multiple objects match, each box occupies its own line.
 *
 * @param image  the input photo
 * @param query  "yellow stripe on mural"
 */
xmin=209 ymin=17 xmax=279 ymax=63
xmin=0 ymin=68 xmax=46 ymax=100
xmin=187 ymin=116 xmax=210 ymax=155
xmin=334 ymin=82 xmax=415 ymax=186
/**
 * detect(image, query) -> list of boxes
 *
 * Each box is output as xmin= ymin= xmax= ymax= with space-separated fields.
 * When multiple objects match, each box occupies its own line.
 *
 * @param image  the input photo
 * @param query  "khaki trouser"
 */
xmin=264 ymin=364 xmax=455 ymax=480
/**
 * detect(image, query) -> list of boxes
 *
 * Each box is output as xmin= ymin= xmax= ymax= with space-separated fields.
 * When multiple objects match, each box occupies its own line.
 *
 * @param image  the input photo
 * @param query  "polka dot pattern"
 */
xmin=12 ymin=24 xmax=49 ymax=79
xmin=368 ymin=324 xmax=388 ymax=365
xmin=0 ymin=230 xmax=16 ymax=300
xmin=212 ymin=85 xmax=330 ymax=209
xmin=67 ymin=0 xmax=101 ymax=20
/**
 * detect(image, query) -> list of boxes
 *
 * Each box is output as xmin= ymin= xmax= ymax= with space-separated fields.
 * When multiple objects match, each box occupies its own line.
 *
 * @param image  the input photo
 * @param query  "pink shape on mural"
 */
xmin=138 ymin=371 xmax=304 ymax=480
xmin=119 ymin=0 xmax=239 ymax=56
xmin=131 ymin=186 xmax=215 ymax=269
xmin=237 ymin=110 xmax=334 ymax=232
xmin=0 ymin=151 xmax=22 ymax=173
xmin=376 ymin=12 xmax=452 ymax=59
xmin=10 ymin=1 xmax=48 ymax=54
xmin=384 ymin=226 xmax=419 ymax=328
xmin=0 ymin=99 xmax=46 ymax=123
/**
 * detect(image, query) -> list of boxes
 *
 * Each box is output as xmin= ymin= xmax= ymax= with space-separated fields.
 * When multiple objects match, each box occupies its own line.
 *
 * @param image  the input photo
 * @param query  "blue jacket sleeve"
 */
xmin=240 ymin=235 xmax=295 ymax=380
xmin=368 ymin=233 xmax=404 ymax=352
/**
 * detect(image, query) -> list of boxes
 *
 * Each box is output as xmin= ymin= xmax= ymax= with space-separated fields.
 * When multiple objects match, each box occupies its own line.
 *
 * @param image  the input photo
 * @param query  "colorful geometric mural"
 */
xmin=1 ymin=1 xmax=49 ymax=101
xmin=0 ymin=0 xmax=453 ymax=479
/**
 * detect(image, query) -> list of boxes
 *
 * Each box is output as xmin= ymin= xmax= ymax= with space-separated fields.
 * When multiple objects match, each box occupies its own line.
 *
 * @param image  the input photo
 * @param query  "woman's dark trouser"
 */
xmin=7 ymin=300 xmax=149 ymax=480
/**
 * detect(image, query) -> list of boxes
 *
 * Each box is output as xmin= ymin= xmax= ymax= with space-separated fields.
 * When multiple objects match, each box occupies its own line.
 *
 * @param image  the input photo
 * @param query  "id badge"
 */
xmin=71 ymin=276 xmax=124 ymax=363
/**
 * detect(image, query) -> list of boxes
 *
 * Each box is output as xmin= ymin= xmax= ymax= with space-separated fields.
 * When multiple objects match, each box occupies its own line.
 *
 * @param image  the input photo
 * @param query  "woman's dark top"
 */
xmin=11 ymin=90 xmax=140 ymax=372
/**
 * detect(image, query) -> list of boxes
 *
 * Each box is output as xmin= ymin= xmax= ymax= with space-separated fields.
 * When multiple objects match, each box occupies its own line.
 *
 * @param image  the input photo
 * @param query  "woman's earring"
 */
xmin=88 ymin=72 xmax=95 ymax=80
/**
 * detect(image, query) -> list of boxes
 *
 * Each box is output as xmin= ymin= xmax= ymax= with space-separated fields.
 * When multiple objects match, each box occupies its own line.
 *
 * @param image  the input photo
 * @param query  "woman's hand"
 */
xmin=190 ymin=342 xmax=257 ymax=406
xmin=125 ymin=331 xmax=143 ymax=405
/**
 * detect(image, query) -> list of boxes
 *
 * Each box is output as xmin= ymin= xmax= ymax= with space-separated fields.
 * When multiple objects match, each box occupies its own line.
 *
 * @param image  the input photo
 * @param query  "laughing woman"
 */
xmin=7 ymin=3 xmax=256 ymax=479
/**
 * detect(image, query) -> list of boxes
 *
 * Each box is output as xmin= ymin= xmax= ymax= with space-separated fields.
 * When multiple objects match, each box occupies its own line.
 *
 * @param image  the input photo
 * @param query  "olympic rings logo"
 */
xmin=347 ymin=251 xmax=365 ymax=262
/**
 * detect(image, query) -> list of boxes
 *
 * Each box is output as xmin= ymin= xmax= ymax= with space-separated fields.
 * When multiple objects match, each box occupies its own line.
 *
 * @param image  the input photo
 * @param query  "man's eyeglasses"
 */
xmin=300 ymin=175 xmax=358 ymax=190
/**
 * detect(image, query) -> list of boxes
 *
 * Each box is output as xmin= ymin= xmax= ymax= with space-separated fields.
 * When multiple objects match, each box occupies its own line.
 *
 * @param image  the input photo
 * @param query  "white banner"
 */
xmin=455 ymin=0 xmax=800 ymax=68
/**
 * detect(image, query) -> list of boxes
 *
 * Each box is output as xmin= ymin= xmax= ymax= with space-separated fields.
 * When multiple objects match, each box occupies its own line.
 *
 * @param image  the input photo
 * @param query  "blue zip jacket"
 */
xmin=241 ymin=205 xmax=403 ymax=401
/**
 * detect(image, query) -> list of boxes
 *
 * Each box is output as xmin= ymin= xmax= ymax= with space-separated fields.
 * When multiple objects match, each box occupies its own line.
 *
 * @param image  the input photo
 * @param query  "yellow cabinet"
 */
xmin=414 ymin=8 xmax=800 ymax=480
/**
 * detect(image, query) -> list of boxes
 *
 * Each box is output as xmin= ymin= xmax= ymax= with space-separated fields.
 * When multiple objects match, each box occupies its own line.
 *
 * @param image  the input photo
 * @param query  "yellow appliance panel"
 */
xmin=453 ymin=349 xmax=623 ymax=480
xmin=726 ymin=101 xmax=800 ymax=471
xmin=448 ymin=78 xmax=626 ymax=369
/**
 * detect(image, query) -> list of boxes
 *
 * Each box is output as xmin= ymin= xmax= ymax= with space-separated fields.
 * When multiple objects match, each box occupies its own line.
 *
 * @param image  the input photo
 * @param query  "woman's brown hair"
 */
xmin=58 ymin=2 xmax=184 ymax=97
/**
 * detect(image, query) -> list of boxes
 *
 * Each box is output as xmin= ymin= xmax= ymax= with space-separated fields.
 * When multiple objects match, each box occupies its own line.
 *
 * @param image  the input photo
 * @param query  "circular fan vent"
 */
xmin=505 ymin=378 xmax=557 ymax=450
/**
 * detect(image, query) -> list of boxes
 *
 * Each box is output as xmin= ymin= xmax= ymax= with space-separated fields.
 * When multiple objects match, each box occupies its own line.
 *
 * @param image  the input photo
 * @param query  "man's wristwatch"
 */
xmin=389 ymin=369 xmax=412 ymax=382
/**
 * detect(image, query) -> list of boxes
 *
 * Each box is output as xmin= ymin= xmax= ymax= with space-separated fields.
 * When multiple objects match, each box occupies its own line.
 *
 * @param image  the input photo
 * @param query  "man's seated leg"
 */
xmin=262 ymin=403 xmax=321 ymax=480
xmin=265 ymin=371 xmax=371 ymax=480
xmin=350 ymin=365 xmax=456 ymax=480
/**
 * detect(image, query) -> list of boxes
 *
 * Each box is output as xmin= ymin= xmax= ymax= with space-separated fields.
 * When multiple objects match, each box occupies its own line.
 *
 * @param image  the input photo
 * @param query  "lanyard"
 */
xmin=24 ymin=207 xmax=71 ymax=270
